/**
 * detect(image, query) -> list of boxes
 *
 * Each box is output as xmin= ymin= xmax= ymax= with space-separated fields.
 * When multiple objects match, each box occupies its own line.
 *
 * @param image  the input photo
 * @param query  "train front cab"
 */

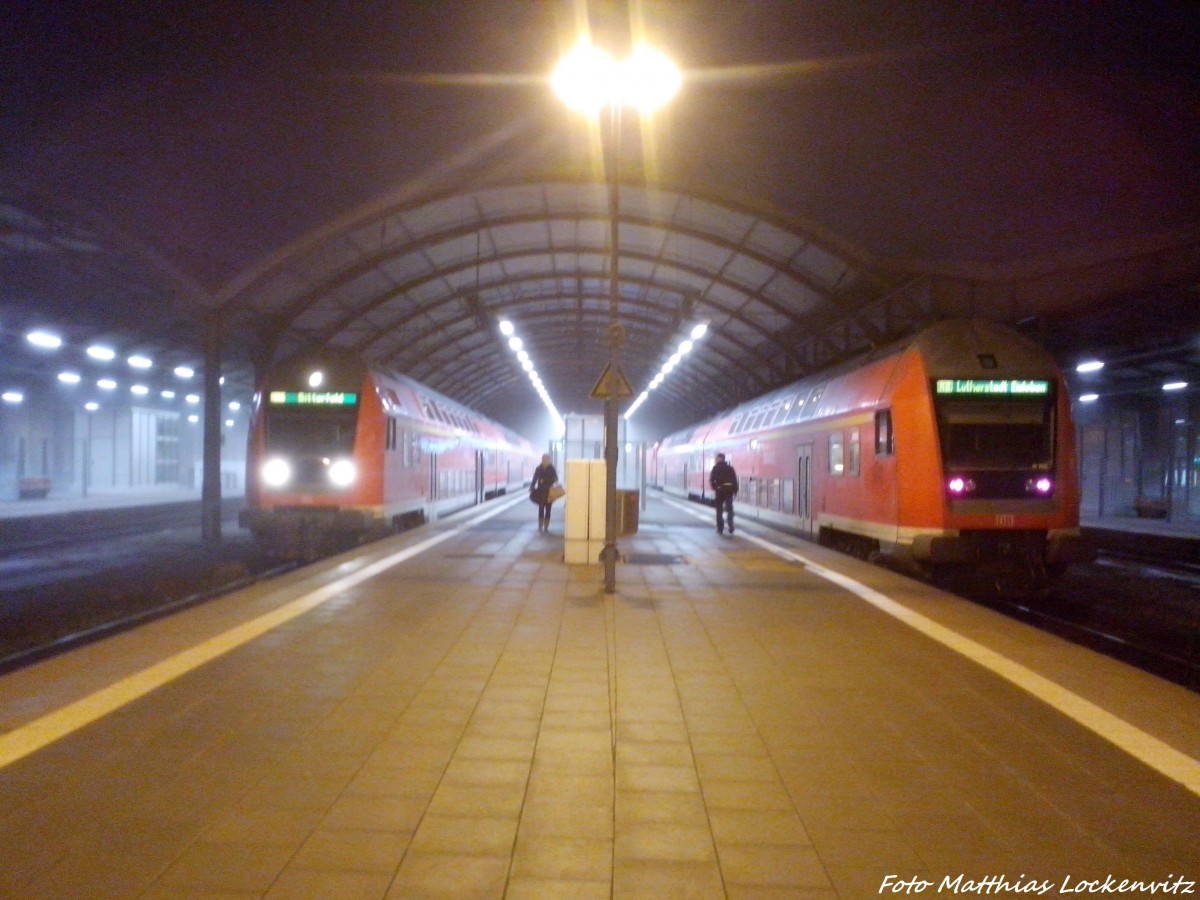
xmin=891 ymin=354 xmax=1093 ymax=583
xmin=241 ymin=368 xmax=390 ymax=559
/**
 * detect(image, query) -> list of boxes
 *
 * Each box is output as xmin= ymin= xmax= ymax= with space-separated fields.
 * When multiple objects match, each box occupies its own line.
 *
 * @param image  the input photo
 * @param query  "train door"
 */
xmin=428 ymin=453 xmax=439 ymax=522
xmin=796 ymin=444 xmax=813 ymax=536
xmin=475 ymin=450 xmax=485 ymax=504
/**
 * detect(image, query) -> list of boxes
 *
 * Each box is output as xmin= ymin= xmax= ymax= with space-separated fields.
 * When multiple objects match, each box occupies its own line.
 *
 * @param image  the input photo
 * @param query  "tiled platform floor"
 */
xmin=0 ymin=494 xmax=1198 ymax=898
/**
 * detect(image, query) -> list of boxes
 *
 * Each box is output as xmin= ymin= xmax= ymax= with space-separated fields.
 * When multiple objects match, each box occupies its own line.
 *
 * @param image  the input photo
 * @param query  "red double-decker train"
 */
xmin=651 ymin=318 xmax=1092 ymax=589
xmin=241 ymin=353 xmax=538 ymax=559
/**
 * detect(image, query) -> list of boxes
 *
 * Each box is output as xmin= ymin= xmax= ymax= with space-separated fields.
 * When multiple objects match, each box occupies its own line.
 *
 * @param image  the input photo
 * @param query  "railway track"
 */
xmin=965 ymin=551 xmax=1200 ymax=691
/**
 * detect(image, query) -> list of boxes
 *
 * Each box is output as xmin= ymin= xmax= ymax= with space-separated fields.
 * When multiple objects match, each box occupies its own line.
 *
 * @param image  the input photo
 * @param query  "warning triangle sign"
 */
xmin=590 ymin=362 xmax=634 ymax=400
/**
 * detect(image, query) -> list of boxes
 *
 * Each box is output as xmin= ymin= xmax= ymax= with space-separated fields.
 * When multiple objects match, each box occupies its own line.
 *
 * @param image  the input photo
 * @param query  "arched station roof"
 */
xmin=3 ymin=2 xmax=1199 ymax=438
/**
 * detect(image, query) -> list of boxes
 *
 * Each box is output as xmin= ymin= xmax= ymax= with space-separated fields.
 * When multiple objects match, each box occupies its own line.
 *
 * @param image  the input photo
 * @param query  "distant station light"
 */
xmin=130 ymin=384 xmax=150 ymax=395
xmin=1163 ymin=381 xmax=1189 ymax=392
xmin=2 ymin=390 xmax=24 ymax=404
xmin=1079 ymin=393 xmax=1099 ymax=403
xmin=185 ymin=394 xmax=200 ymax=404
xmin=57 ymin=372 xmax=82 ymax=384
xmin=174 ymin=366 xmax=195 ymax=379
xmin=26 ymin=330 xmax=62 ymax=350
xmin=128 ymin=355 xmax=153 ymax=369
xmin=84 ymin=401 xmax=100 ymax=412
xmin=87 ymin=345 xmax=117 ymax=361
xmin=1075 ymin=360 xmax=1104 ymax=373
xmin=97 ymin=379 xmax=118 ymax=390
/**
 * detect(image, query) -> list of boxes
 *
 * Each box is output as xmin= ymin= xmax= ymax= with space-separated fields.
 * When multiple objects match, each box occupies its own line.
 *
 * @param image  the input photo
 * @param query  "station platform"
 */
xmin=0 ymin=493 xmax=1198 ymax=899
xmin=0 ymin=487 xmax=211 ymax=519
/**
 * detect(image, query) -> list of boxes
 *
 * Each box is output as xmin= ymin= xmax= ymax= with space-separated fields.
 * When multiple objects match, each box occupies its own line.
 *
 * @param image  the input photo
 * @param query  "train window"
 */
xmin=829 ymin=432 xmax=844 ymax=475
xmin=875 ymin=410 xmax=895 ymax=456
xmin=766 ymin=399 xmax=787 ymax=426
xmin=800 ymin=385 xmax=825 ymax=420
xmin=386 ymin=417 xmax=397 ymax=451
xmin=848 ymin=427 xmax=860 ymax=475
xmin=783 ymin=389 xmax=810 ymax=424
xmin=265 ymin=406 xmax=357 ymax=455
xmin=935 ymin=396 xmax=1054 ymax=468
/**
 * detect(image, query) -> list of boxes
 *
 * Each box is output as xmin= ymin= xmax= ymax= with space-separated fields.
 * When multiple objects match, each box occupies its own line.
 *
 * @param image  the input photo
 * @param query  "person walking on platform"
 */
xmin=709 ymin=452 xmax=739 ymax=534
xmin=530 ymin=454 xmax=559 ymax=533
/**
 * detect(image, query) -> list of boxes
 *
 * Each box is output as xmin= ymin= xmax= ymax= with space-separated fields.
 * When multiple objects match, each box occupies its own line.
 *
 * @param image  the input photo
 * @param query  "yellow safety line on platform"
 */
xmin=0 ymin=496 xmax=523 ymax=770
xmin=665 ymin=497 xmax=1200 ymax=799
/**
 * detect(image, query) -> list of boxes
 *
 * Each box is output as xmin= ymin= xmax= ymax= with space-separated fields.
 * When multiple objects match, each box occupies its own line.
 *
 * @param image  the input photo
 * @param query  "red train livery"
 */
xmin=651 ymin=318 xmax=1093 ymax=587
xmin=241 ymin=353 xmax=538 ymax=558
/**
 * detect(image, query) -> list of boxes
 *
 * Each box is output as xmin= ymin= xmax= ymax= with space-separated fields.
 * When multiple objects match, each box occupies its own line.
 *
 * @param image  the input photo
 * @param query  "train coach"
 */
xmin=651 ymin=318 xmax=1093 ymax=589
xmin=240 ymin=353 xmax=538 ymax=559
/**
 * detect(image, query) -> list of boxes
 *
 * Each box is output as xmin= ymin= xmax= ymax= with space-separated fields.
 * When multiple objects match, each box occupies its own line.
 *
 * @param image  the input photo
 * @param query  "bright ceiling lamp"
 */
xmin=1075 ymin=360 xmax=1104 ymax=373
xmin=499 ymin=319 xmax=564 ymax=434
xmin=552 ymin=41 xmax=681 ymax=115
xmin=26 ymin=330 xmax=62 ymax=350
xmin=625 ymin=322 xmax=710 ymax=419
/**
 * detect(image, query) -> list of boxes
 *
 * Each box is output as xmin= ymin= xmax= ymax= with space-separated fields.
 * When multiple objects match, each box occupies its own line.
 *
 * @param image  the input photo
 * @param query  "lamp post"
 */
xmin=553 ymin=41 xmax=681 ymax=593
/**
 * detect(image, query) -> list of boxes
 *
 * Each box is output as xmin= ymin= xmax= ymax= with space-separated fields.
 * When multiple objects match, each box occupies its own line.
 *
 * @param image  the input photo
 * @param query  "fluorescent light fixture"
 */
xmin=131 ymin=384 xmax=150 ymax=395
xmin=27 ymin=330 xmax=63 ymax=350
xmin=1163 ymin=381 xmax=1188 ymax=391
xmin=128 ymin=355 xmax=153 ymax=369
xmin=185 ymin=394 xmax=200 ymax=404
xmin=2 ymin=390 xmax=24 ymax=404
xmin=228 ymin=401 xmax=241 ymax=411
xmin=97 ymin=379 xmax=118 ymax=390
xmin=57 ymin=372 xmax=82 ymax=384
xmin=499 ymin=320 xmax=515 ymax=336
xmin=87 ymin=345 xmax=116 ymax=361
xmin=161 ymin=390 xmax=176 ymax=399
xmin=174 ymin=366 xmax=194 ymax=379
xmin=1079 ymin=393 xmax=1099 ymax=403
xmin=84 ymin=401 xmax=100 ymax=412
xmin=1075 ymin=360 xmax=1104 ymax=373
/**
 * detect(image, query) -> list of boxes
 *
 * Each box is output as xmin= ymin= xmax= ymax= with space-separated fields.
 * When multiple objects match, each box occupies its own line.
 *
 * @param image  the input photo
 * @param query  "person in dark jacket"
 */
xmin=530 ymin=454 xmax=559 ymax=533
xmin=709 ymin=452 xmax=739 ymax=534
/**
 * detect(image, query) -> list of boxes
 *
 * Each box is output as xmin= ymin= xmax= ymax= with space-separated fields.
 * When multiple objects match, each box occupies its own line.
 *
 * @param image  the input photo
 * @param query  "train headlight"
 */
xmin=327 ymin=458 xmax=357 ymax=487
xmin=1027 ymin=476 xmax=1054 ymax=496
xmin=262 ymin=457 xmax=291 ymax=488
xmin=947 ymin=475 xmax=976 ymax=496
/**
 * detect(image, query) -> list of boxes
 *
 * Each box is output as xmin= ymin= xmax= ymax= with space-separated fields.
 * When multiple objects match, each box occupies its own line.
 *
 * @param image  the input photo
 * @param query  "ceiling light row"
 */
xmin=625 ymin=322 xmax=709 ymax=420
xmin=498 ymin=319 xmax=564 ymax=434
xmin=1074 ymin=356 xmax=1191 ymax=402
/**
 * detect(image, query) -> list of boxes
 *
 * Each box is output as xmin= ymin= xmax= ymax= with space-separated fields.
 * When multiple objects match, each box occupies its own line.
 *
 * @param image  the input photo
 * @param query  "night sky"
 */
xmin=3 ymin=1 xmax=1199 ymax=290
